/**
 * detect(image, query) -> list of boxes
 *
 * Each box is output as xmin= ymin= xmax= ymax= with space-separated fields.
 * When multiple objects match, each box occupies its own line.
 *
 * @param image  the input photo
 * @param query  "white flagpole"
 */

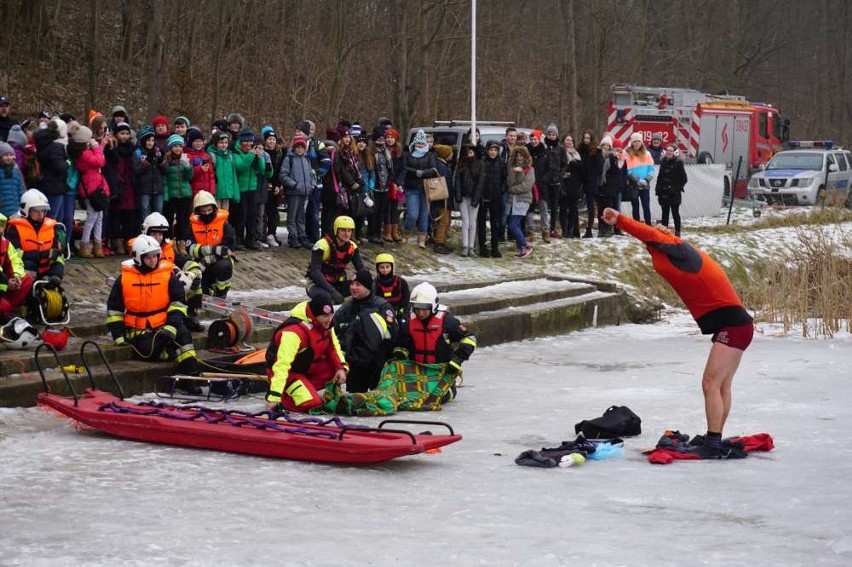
xmin=471 ymin=0 xmax=476 ymax=145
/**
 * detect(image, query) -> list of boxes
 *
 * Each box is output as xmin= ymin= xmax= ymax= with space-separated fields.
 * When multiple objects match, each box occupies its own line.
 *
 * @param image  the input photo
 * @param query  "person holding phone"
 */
xmin=184 ymin=127 xmax=216 ymax=202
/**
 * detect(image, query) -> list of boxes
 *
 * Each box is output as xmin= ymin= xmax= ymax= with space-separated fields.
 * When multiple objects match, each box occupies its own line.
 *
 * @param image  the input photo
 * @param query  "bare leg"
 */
xmin=701 ymin=342 xmax=744 ymax=433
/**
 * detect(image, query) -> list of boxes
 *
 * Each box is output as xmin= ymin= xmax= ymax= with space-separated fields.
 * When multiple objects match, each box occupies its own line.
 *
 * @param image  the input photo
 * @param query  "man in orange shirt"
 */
xmin=602 ymin=208 xmax=754 ymax=459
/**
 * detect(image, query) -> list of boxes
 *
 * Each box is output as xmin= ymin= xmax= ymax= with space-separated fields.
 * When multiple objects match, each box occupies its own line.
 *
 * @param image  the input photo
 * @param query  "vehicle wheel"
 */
xmin=697 ymin=151 xmax=714 ymax=165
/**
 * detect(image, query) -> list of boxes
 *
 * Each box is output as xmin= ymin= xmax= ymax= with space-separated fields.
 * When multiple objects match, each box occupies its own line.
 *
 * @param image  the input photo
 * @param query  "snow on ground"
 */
xmin=2 ymin=311 xmax=852 ymax=567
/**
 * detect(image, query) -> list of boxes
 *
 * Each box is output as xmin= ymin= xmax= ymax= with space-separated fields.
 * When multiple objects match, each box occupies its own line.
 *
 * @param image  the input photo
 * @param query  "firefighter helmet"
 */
xmin=410 ymin=282 xmax=438 ymax=312
xmin=193 ymin=190 xmax=217 ymax=211
xmin=41 ymin=326 xmax=69 ymax=351
xmin=333 ymin=215 xmax=355 ymax=233
xmin=141 ymin=212 xmax=170 ymax=235
xmin=20 ymin=188 xmax=50 ymax=216
xmin=0 ymin=317 xmax=42 ymax=350
xmin=131 ymin=234 xmax=162 ymax=266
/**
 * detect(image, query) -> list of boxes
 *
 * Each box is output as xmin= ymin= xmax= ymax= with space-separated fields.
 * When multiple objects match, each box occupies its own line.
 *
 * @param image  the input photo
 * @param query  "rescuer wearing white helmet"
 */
xmin=105 ymin=233 xmax=200 ymax=376
xmin=305 ymin=215 xmax=365 ymax=304
xmin=6 ymin=188 xmax=65 ymax=283
xmin=131 ymin=211 xmax=205 ymax=332
xmin=186 ymin=190 xmax=236 ymax=299
xmin=392 ymin=282 xmax=477 ymax=401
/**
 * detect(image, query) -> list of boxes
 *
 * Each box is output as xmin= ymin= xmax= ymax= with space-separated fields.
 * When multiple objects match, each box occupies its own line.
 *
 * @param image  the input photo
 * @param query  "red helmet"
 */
xmin=41 ymin=326 xmax=69 ymax=351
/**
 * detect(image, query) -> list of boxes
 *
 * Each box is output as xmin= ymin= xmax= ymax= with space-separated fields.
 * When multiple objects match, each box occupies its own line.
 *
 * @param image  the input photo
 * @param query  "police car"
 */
xmin=749 ymin=141 xmax=852 ymax=206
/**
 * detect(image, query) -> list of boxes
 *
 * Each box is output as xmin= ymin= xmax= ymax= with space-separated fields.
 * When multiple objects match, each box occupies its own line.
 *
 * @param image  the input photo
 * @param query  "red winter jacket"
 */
xmin=76 ymin=145 xmax=109 ymax=198
xmin=185 ymin=147 xmax=217 ymax=197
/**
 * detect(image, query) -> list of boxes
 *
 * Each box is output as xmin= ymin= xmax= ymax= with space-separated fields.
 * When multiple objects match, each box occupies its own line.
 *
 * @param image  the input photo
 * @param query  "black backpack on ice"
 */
xmin=574 ymin=406 xmax=642 ymax=438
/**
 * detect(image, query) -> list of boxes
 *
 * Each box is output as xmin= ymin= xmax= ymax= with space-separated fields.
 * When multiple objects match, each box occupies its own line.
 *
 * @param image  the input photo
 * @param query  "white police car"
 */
xmin=749 ymin=141 xmax=852 ymax=206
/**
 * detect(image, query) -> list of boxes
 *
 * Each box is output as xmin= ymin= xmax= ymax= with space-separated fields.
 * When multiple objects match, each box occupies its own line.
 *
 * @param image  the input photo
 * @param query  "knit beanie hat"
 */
xmin=629 ymin=132 xmax=644 ymax=144
xmin=113 ymin=122 xmax=132 ymax=134
xmin=137 ymin=126 xmax=155 ymax=142
xmin=72 ymin=125 xmax=93 ymax=144
xmin=174 ymin=115 xmax=191 ymax=127
xmin=308 ymin=291 xmax=334 ymax=317
xmin=651 ymin=132 xmax=662 ymax=141
xmin=152 ymin=115 xmax=169 ymax=129
xmin=546 ymin=123 xmax=559 ymax=136
xmin=433 ymin=144 xmax=453 ymax=162
xmin=227 ymin=113 xmax=245 ymax=127
xmin=261 ymin=125 xmax=276 ymax=141
xmin=6 ymin=125 xmax=27 ymax=148
xmin=291 ymin=133 xmax=308 ymax=149
xmin=485 ymin=139 xmax=501 ymax=151
xmin=351 ymin=122 xmax=363 ymax=137
xmin=186 ymin=127 xmax=204 ymax=143
xmin=600 ymin=135 xmax=614 ymax=148
xmin=211 ymin=119 xmax=229 ymax=133
xmin=237 ymin=127 xmax=254 ymax=142
xmin=167 ymin=134 xmax=185 ymax=148
xmin=351 ymin=269 xmax=373 ymax=290
xmin=530 ymin=130 xmax=543 ymax=141
xmin=336 ymin=125 xmax=351 ymax=139
xmin=385 ymin=128 xmax=400 ymax=142
xmin=212 ymin=130 xmax=230 ymax=144
xmin=88 ymin=109 xmax=103 ymax=126
xmin=111 ymin=105 xmax=128 ymax=118
xmin=412 ymin=129 xmax=428 ymax=146
xmin=0 ymin=142 xmax=14 ymax=156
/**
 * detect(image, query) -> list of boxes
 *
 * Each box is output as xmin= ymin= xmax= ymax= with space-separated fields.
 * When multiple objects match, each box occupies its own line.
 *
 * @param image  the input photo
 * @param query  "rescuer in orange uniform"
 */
xmin=106 ymin=234 xmax=200 ymax=376
xmin=187 ymin=190 xmax=236 ymax=299
xmin=601 ymin=208 xmax=754 ymax=458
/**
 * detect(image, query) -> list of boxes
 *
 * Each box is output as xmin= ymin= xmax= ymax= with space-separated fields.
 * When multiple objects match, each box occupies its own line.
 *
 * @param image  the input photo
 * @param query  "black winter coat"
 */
xmin=33 ymin=129 xmax=69 ymax=197
xmin=453 ymin=160 xmax=484 ymax=205
xmin=480 ymin=156 xmax=507 ymax=201
xmin=655 ymin=157 xmax=687 ymax=204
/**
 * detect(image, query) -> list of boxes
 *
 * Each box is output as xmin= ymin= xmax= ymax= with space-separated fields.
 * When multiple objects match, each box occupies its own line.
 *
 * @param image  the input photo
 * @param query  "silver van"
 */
xmin=406 ymin=120 xmax=534 ymax=160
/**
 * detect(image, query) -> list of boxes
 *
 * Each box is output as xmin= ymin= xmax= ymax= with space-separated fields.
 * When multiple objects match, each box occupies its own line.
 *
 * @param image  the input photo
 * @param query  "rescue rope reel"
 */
xmin=31 ymin=279 xmax=70 ymax=326
xmin=207 ymin=305 xmax=254 ymax=351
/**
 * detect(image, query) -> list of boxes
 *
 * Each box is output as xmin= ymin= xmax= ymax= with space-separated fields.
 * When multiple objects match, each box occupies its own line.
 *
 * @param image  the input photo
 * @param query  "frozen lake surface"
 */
xmin=2 ymin=312 xmax=851 ymax=567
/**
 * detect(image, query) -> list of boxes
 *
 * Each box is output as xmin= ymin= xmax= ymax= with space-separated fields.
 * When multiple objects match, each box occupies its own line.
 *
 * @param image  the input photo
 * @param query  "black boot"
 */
xmin=478 ymin=248 xmax=490 ymax=258
xmin=491 ymin=245 xmax=502 ymax=258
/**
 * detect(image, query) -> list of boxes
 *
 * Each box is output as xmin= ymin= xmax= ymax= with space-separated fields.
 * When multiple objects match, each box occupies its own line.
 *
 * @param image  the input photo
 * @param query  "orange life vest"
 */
xmin=121 ymin=262 xmax=173 ymax=330
xmin=190 ymin=209 xmax=229 ymax=246
xmin=8 ymin=216 xmax=57 ymax=276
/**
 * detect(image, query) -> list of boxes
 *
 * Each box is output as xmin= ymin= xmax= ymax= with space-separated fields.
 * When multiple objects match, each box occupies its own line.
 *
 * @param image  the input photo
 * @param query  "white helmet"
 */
xmin=193 ymin=190 xmax=217 ymax=211
xmin=141 ymin=212 xmax=170 ymax=235
xmin=131 ymin=234 xmax=161 ymax=266
xmin=0 ymin=317 xmax=43 ymax=350
xmin=20 ymin=188 xmax=50 ymax=216
xmin=410 ymin=282 xmax=439 ymax=311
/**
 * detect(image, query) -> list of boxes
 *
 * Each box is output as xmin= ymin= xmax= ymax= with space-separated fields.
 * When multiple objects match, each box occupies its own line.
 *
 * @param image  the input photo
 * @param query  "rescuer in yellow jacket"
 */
xmin=265 ymin=291 xmax=348 ymax=412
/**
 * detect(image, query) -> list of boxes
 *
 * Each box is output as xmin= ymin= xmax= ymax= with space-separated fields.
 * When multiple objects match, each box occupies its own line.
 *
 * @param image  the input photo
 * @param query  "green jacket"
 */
xmin=162 ymin=155 xmax=194 ymax=201
xmin=208 ymin=146 xmax=240 ymax=203
xmin=232 ymin=148 xmax=268 ymax=193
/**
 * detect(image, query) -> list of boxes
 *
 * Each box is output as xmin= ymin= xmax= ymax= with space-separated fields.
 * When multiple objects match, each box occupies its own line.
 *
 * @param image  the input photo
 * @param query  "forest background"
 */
xmin=0 ymin=0 xmax=848 ymax=143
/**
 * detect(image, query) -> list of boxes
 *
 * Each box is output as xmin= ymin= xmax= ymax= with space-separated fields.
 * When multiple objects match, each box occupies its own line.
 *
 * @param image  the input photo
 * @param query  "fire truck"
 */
xmin=606 ymin=84 xmax=790 ymax=197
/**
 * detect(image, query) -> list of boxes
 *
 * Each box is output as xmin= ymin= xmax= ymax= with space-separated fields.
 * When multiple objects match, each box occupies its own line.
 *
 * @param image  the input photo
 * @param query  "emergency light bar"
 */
xmin=787 ymin=140 xmax=834 ymax=149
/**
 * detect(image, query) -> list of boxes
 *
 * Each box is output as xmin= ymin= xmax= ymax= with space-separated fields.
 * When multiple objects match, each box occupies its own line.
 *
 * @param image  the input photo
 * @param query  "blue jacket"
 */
xmin=0 ymin=163 xmax=26 ymax=217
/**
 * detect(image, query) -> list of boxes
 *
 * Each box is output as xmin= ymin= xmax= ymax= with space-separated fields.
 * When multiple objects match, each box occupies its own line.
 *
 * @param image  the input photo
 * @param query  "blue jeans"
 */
xmin=403 ymin=187 xmax=429 ymax=233
xmin=305 ymin=185 xmax=322 ymax=241
xmin=139 ymin=194 xmax=164 ymax=220
xmin=508 ymin=215 xmax=527 ymax=250
xmin=638 ymin=188 xmax=652 ymax=224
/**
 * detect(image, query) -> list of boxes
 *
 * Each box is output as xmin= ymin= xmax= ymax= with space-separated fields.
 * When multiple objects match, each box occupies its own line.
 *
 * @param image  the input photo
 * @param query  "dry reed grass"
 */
xmin=742 ymin=225 xmax=852 ymax=337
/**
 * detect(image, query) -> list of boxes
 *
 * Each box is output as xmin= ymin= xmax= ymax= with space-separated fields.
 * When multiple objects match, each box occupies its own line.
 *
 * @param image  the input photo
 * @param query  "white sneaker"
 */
xmin=258 ymin=240 xmax=270 ymax=249
xmin=266 ymin=235 xmax=280 ymax=247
